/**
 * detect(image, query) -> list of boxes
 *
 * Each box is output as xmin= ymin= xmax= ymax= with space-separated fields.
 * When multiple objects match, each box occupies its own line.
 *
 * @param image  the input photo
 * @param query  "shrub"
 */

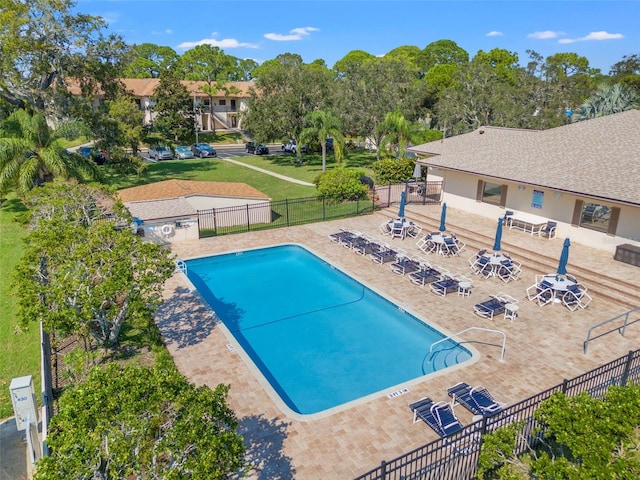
xmin=314 ymin=168 xmax=368 ymax=201
xmin=371 ymin=157 xmax=415 ymax=184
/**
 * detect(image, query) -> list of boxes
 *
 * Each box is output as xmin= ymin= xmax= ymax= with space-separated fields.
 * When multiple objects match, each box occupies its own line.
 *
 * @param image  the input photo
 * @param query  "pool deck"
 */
xmin=160 ymin=205 xmax=640 ymax=479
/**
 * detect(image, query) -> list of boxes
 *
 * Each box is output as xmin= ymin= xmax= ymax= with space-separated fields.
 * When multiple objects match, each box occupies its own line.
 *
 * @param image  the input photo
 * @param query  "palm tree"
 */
xmin=0 ymin=109 xmax=100 ymax=197
xmin=376 ymin=111 xmax=411 ymax=159
xmin=301 ymin=109 xmax=344 ymax=172
xmin=577 ymin=83 xmax=640 ymax=120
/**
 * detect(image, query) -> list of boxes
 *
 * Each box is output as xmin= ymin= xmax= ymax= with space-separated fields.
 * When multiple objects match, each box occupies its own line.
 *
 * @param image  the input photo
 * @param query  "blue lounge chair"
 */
xmin=473 ymin=297 xmax=506 ymax=319
xmin=409 ymin=398 xmax=464 ymax=437
xmin=409 ymin=265 xmax=442 ymax=286
xmin=430 ymin=277 xmax=459 ymax=296
xmin=447 ymin=382 xmax=504 ymax=416
xmin=391 ymin=257 xmax=421 ymax=275
xmin=371 ymin=246 xmax=399 ymax=264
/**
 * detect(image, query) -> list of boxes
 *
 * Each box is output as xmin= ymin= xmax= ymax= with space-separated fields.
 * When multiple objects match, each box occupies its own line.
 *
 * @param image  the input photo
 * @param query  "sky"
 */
xmin=75 ymin=0 xmax=640 ymax=73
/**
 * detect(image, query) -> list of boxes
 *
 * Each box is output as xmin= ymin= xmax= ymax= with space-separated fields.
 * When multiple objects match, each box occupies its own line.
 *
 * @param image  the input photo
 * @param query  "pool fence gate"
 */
xmin=354 ymin=348 xmax=640 ymax=480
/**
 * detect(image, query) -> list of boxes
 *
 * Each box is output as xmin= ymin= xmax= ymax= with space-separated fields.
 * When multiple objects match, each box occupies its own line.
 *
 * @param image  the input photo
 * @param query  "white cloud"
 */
xmin=264 ymin=27 xmax=320 ymax=42
xmin=528 ymin=30 xmax=565 ymax=40
xmin=177 ymin=38 xmax=259 ymax=49
xmin=581 ymin=31 xmax=624 ymax=41
xmin=486 ymin=31 xmax=504 ymax=37
xmin=558 ymin=30 xmax=624 ymax=44
xmin=165 ymin=29 xmax=173 ymax=35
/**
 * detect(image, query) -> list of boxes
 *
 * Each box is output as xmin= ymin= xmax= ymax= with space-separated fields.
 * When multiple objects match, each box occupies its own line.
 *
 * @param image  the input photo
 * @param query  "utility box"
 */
xmin=10 ymin=375 xmax=39 ymax=431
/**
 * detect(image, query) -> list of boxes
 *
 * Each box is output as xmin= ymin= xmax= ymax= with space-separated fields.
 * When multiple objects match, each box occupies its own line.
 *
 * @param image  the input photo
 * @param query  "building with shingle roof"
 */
xmin=117 ymin=179 xmax=271 ymax=243
xmin=408 ymin=110 xmax=640 ymax=252
xmin=68 ymin=78 xmax=254 ymax=130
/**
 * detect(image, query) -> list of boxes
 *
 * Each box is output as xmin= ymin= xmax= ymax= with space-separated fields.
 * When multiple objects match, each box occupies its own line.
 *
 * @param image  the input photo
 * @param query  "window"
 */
xmin=219 ymin=99 xmax=226 ymax=106
xmin=579 ymin=202 xmax=613 ymax=233
xmin=476 ymin=181 xmax=507 ymax=206
xmin=571 ymin=200 xmax=620 ymax=235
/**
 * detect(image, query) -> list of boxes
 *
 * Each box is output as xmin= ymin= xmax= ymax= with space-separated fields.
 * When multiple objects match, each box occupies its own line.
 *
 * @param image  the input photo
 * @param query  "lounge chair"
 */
xmin=371 ymin=245 xmax=401 ymax=264
xmin=328 ymin=229 xmax=353 ymax=243
xmin=409 ymin=398 xmax=464 ymax=437
xmin=353 ymin=239 xmax=382 ymax=256
xmin=409 ymin=264 xmax=442 ymax=286
xmin=474 ymin=293 xmax=518 ymax=319
xmin=473 ymin=297 xmax=506 ymax=319
xmin=447 ymin=382 xmax=504 ymax=416
xmin=342 ymin=233 xmax=367 ymax=250
xmin=430 ymin=277 xmax=460 ymax=296
xmin=391 ymin=256 xmax=421 ymax=275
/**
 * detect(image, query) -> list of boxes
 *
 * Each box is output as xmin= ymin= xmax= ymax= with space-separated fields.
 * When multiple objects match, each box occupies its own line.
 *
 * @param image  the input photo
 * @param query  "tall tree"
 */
xmin=609 ymin=53 xmax=640 ymax=88
xmin=152 ymin=68 xmax=194 ymax=143
xmin=179 ymin=45 xmax=236 ymax=131
xmin=0 ymin=109 xmax=100 ymax=197
xmin=376 ymin=111 xmax=411 ymax=158
xmin=334 ymin=57 xmax=424 ymax=158
xmin=301 ymin=109 xmax=344 ymax=171
xmin=243 ymin=54 xmax=331 ymax=160
xmin=415 ymin=39 xmax=469 ymax=76
xmin=121 ymin=43 xmax=179 ymax=78
xmin=0 ymin=0 xmax=110 ymax=114
xmin=15 ymin=181 xmax=175 ymax=347
xmin=35 ymin=362 xmax=247 ymax=479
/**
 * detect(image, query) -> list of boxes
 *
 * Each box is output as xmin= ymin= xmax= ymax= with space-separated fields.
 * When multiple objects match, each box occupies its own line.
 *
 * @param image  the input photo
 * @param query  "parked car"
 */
xmin=175 ymin=145 xmax=195 ymax=159
xmin=281 ymin=140 xmax=297 ymax=154
xmin=77 ymin=146 xmax=106 ymax=165
xmin=191 ymin=143 xmax=217 ymax=158
xmin=245 ymin=141 xmax=256 ymax=153
xmin=148 ymin=145 xmax=173 ymax=160
xmin=247 ymin=142 xmax=269 ymax=155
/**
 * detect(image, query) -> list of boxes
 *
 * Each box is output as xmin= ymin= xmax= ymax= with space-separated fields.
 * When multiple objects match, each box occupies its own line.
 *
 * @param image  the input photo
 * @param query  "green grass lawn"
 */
xmin=230 ymin=149 xmax=377 ymax=184
xmin=103 ymin=157 xmax=317 ymax=200
xmin=0 ymin=197 xmax=40 ymax=418
xmin=0 ymin=146 xmax=379 ymax=418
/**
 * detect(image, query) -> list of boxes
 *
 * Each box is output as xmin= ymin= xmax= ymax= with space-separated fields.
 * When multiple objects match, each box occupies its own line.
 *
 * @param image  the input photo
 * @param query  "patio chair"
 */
xmin=379 ymin=221 xmax=392 ymax=236
xmin=497 ymin=260 xmax=521 ymax=283
xmin=538 ymin=221 xmax=557 ymax=240
xmin=562 ymin=284 xmax=592 ymax=311
xmin=526 ymin=281 xmax=554 ymax=306
xmin=502 ymin=210 xmax=514 ymax=226
xmin=441 ymin=237 xmax=461 ymax=256
xmin=448 ymin=382 xmax=504 ymax=416
xmin=417 ymin=234 xmax=438 ymax=254
xmin=391 ymin=221 xmax=406 ymax=239
xmin=407 ymin=222 xmax=423 ymax=239
xmin=391 ymin=256 xmax=421 ymax=275
xmin=430 ymin=277 xmax=460 ymax=296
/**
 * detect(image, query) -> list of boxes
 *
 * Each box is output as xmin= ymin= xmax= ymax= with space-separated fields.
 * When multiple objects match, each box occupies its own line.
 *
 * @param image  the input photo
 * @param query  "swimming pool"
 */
xmin=185 ymin=244 xmax=472 ymax=415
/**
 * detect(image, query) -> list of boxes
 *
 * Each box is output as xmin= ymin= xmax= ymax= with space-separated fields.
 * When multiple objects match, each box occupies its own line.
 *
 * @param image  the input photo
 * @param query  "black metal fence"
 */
xmin=354 ymin=348 xmax=640 ymax=480
xmin=197 ymin=181 xmax=443 ymax=238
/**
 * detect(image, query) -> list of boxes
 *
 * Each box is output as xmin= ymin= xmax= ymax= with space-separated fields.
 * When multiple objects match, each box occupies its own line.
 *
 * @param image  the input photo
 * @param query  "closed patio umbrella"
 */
xmin=412 ymin=163 xmax=422 ymax=179
xmin=439 ymin=203 xmax=447 ymax=232
xmin=493 ymin=217 xmax=503 ymax=252
xmin=398 ymin=191 xmax=406 ymax=218
xmin=557 ymin=237 xmax=571 ymax=275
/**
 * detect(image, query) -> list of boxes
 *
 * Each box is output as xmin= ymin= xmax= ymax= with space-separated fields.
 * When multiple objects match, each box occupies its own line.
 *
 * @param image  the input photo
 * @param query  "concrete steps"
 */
xmin=381 ymin=207 xmax=640 ymax=310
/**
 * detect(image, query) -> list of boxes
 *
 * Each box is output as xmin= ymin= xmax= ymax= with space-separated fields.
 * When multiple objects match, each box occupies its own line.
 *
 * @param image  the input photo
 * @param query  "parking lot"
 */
xmin=141 ymin=143 xmax=281 ymax=161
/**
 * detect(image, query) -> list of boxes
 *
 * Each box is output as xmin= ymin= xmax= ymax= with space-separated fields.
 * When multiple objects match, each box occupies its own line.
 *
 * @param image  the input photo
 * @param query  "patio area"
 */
xmin=158 ymin=204 xmax=639 ymax=479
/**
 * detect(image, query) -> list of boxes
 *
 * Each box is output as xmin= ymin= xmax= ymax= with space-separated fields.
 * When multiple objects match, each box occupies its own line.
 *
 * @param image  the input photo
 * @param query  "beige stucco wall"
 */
xmin=434 ymin=169 xmax=640 ymax=253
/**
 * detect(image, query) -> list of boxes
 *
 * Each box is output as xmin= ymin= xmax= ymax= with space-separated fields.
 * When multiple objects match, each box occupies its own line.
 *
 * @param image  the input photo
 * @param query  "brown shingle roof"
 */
xmin=410 ymin=110 xmax=640 ymax=206
xmin=67 ymin=79 xmax=254 ymax=97
xmin=117 ymin=179 xmax=270 ymax=203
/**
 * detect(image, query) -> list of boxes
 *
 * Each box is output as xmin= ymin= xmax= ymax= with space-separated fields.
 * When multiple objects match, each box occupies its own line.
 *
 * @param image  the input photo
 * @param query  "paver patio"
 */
xmin=159 ymin=204 xmax=639 ymax=479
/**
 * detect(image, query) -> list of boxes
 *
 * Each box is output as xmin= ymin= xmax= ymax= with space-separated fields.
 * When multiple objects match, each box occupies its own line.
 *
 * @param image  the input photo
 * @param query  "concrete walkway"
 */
xmin=218 ymin=156 xmax=315 ymax=186
xmin=0 ymin=418 xmax=29 ymax=480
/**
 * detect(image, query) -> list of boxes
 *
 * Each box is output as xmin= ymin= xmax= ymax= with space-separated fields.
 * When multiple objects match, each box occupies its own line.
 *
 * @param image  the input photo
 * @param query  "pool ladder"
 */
xmin=175 ymin=259 xmax=187 ymax=274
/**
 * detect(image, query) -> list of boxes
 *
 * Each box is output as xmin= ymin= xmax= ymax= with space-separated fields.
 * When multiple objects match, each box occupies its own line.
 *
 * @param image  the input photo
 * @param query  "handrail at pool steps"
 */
xmin=175 ymin=258 xmax=187 ymax=274
xmin=429 ymin=327 xmax=506 ymax=362
xmin=583 ymin=305 xmax=640 ymax=353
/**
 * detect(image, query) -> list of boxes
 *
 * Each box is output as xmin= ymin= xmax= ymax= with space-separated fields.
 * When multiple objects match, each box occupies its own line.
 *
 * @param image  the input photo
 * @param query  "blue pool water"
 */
xmin=185 ymin=245 xmax=471 ymax=415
